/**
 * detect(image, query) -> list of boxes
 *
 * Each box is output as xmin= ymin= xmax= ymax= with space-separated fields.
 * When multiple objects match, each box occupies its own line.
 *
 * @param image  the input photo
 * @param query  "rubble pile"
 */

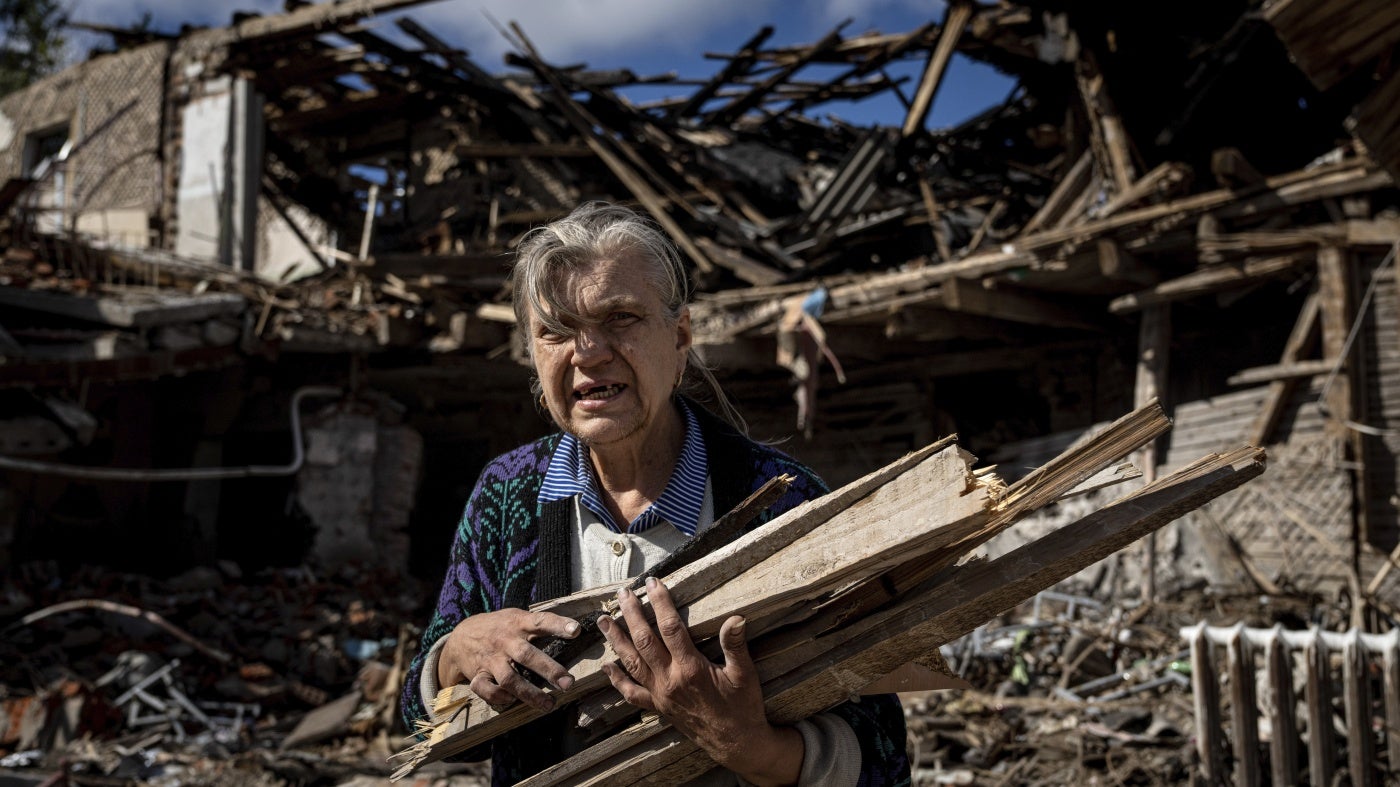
xmin=0 ymin=557 xmax=1343 ymax=786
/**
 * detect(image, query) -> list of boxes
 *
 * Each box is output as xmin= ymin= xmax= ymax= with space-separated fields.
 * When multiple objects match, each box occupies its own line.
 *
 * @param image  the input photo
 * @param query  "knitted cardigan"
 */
xmin=401 ymin=400 xmax=911 ymax=787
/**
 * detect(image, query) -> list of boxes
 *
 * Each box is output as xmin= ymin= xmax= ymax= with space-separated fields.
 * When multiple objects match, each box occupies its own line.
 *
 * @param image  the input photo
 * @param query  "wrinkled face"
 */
xmin=529 ymin=255 xmax=691 ymax=450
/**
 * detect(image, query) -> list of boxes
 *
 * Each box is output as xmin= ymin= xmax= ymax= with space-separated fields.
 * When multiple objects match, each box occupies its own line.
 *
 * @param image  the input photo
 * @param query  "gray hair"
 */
xmin=510 ymin=201 xmax=747 ymax=432
xmin=511 ymin=201 xmax=689 ymax=336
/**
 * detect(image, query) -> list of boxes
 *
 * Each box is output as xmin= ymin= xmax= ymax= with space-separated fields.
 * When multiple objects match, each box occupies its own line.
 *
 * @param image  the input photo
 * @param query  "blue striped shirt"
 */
xmin=539 ymin=401 xmax=709 ymax=536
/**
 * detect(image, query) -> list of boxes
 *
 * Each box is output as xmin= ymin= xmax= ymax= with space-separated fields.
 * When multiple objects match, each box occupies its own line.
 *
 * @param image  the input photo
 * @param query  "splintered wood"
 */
xmin=389 ymin=401 xmax=1266 ymax=783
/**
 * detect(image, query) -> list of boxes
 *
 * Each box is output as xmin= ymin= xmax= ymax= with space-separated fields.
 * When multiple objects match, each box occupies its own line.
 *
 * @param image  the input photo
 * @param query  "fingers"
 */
xmin=442 ymin=609 xmax=580 ymax=711
xmin=644 ymin=577 xmax=697 ymax=657
xmin=602 ymin=595 xmax=658 ymax=687
xmin=524 ymin=610 xmax=583 ymax=641
xmin=718 ymin=615 xmax=757 ymax=684
xmin=505 ymin=637 xmax=575 ymax=692
xmin=469 ymin=659 xmax=555 ymax=712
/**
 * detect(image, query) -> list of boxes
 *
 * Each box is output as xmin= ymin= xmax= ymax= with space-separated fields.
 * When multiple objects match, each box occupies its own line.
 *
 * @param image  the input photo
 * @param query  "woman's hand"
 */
xmin=438 ymin=609 xmax=581 ymax=712
xmin=598 ymin=577 xmax=804 ymax=787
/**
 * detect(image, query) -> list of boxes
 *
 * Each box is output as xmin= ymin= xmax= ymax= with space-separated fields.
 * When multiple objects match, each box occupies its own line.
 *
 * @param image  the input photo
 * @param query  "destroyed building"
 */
xmin=1 ymin=0 xmax=1400 ymax=782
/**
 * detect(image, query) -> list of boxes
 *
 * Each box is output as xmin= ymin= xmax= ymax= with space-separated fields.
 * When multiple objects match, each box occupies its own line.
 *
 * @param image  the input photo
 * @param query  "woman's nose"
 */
xmin=572 ymin=325 xmax=612 ymax=364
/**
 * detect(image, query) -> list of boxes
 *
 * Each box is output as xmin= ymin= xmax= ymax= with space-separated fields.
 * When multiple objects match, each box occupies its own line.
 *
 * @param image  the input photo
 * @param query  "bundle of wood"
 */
xmin=389 ymin=400 xmax=1264 ymax=784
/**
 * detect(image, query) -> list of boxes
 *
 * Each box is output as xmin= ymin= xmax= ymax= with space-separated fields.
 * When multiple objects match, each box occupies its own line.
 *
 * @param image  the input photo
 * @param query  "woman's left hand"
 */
xmin=598 ymin=577 xmax=804 ymax=787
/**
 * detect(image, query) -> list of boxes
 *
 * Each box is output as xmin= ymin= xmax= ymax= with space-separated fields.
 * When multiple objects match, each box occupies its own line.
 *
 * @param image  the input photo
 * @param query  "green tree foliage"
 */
xmin=0 ymin=0 xmax=66 ymax=97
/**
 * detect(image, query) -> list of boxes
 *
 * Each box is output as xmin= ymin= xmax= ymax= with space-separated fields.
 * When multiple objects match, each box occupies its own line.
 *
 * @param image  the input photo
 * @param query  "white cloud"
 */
xmin=62 ymin=0 xmax=950 ymax=76
xmin=411 ymin=0 xmax=781 ymax=67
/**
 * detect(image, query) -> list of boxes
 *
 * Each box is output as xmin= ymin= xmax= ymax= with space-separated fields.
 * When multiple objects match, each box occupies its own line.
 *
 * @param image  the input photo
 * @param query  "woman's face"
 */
xmin=529 ymin=254 xmax=691 ymax=451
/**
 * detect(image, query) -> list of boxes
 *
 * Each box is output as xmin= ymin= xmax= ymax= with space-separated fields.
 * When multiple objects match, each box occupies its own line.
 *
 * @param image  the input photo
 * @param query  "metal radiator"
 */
xmin=1181 ymin=623 xmax=1400 ymax=786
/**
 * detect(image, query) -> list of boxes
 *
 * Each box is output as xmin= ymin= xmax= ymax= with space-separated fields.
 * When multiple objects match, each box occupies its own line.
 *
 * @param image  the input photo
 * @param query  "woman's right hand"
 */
xmin=437 ymin=609 xmax=581 ymax=712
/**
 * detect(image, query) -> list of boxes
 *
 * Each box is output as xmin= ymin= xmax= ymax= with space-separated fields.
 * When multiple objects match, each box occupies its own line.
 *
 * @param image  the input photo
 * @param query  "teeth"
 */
xmin=578 ymin=384 xmax=623 ymax=400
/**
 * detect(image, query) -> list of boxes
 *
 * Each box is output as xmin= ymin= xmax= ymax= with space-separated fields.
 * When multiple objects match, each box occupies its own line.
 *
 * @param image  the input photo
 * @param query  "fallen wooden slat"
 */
xmin=549 ymin=444 xmax=1265 ymax=785
xmin=1020 ymin=151 xmax=1093 ymax=237
xmin=901 ymin=0 xmax=974 ymax=138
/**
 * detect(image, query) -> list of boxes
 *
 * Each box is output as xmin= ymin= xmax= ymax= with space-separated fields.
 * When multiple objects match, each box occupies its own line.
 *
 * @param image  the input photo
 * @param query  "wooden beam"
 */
xmin=222 ymin=0 xmax=436 ymax=45
xmin=942 ymin=278 xmax=1103 ymax=331
xmin=1097 ymin=161 xmax=1192 ymax=219
xmin=1019 ymin=161 xmax=1391 ymax=257
xmin=1246 ymin=291 xmax=1322 ymax=445
xmin=1020 ymin=151 xmax=1093 ymax=236
xmin=1109 ymin=254 xmax=1309 ymax=314
xmin=1317 ymin=245 xmax=1369 ymax=628
xmin=901 ymin=0 xmax=974 ymax=138
xmin=1227 ymin=358 xmax=1335 ymax=387
xmin=1075 ymin=49 xmax=1136 ymax=192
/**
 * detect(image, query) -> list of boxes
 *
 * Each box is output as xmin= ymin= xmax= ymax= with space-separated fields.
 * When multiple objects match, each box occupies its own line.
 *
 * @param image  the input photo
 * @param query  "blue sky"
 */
xmin=66 ymin=0 xmax=1015 ymax=130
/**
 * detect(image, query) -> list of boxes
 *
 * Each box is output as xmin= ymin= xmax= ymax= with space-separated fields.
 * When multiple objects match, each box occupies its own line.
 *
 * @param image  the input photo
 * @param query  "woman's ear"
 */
xmin=675 ymin=306 xmax=693 ymax=352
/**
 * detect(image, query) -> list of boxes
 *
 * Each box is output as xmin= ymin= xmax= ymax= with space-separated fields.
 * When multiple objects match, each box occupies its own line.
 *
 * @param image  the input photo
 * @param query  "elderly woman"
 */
xmin=401 ymin=202 xmax=909 ymax=786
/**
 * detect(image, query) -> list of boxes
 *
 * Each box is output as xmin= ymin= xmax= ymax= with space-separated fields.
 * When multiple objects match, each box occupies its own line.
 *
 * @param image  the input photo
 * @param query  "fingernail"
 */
xmin=565 ymin=621 xmax=580 ymax=636
xmin=618 ymin=587 xmax=628 ymax=600
xmin=645 ymin=576 xmax=658 ymax=590
xmin=558 ymin=675 xmax=574 ymax=691
xmin=597 ymin=616 xmax=611 ymax=633
xmin=734 ymin=617 xmax=746 ymax=632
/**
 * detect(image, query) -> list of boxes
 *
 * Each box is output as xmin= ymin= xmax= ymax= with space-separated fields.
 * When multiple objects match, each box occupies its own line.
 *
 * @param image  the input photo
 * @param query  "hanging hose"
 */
xmin=0 ymin=385 xmax=342 ymax=481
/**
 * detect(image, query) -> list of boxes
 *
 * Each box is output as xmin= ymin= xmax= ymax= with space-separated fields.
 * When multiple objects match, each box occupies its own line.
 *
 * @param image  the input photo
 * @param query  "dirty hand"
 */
xmin=437 ymin=608 xmax=580 ymax=712
xmin=598 ymin=577 xmax=803 ymax=786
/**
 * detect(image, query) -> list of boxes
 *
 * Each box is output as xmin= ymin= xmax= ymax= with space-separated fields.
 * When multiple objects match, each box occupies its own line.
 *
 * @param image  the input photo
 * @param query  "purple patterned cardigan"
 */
xmin=401 ymin=400 xmax=911 ymax=786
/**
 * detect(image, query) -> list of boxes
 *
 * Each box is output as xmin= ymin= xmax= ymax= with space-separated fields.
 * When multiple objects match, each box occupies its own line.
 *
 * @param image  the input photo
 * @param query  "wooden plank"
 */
xmin=1247 ymin=293 xmax=1322 ymax=446
xmin=220 ymin=0 xmax=434 ymax=45
xmin=1135 ymin=306 xmax=1169 ymax=600
xmin=1097 ymin=161 xmax=1192 ymax=218
xmin=901 ymin=0 xmax=974 ymax=137
xmin=1020 ymin=162 xmax=1391 ymax=256
xmin=1076 ymin=50 xmax=1136 ymax=192
xmin=1228 ymin=358 xmax=1336 ymax=387
xmin=942 ymin=277 xmax=1104 ymax=331
xmin=578 ymin=444 xmax=1265 ymax=786
xmin=1020 ymin=151 xmax=1092 ymax=236
xmin=1109 ymin=255 xmax=1307 ymax=314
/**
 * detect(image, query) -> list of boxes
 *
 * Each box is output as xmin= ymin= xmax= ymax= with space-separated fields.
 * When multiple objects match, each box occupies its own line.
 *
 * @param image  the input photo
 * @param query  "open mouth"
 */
xmin=575 ymin=383 xmax=626 ymax=401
